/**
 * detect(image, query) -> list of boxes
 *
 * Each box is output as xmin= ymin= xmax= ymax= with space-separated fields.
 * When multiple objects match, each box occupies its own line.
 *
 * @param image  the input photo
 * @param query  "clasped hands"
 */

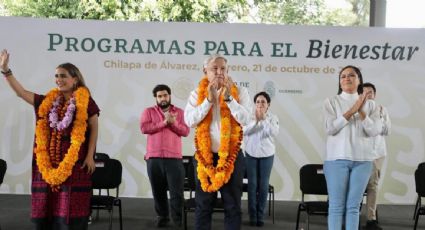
xmin=163 ymin=111 xmax=177 ymax=125
xmin=345 ymin=91 xmax=373 ymax=120
xmin=207 ymin=75 xmax=235 ymax=103
xmin=255 ymin=107 xmax=267 ymax=122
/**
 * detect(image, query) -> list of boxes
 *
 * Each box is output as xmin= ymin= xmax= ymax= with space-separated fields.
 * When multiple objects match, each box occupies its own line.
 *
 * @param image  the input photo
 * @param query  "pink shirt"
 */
xmin=140 ymin=105 xmax=190 ymax=160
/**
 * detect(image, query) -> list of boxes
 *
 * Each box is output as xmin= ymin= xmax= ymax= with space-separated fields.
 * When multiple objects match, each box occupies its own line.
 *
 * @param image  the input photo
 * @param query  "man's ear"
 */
xmin=203 ymin=68 xmax=207 ymax=74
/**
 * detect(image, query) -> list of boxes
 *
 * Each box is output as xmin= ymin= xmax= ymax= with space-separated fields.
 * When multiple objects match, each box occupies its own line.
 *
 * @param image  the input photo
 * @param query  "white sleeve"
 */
xmin=261 ymin=113 xmax=279 ymax=138
xmin=361 ymin=100 xmax=383 ymax=137
xmin=323 ymin=97 xmax=348 ymax=136
xmin=184 ymin=89 xmax=212 ymax=128
xmin=381 ymin=106 xmax=391 ymax=136
xmin=226 ymin=87 xmax=252 ymax=126
xmin=243 ymin=116 xmax=259 ymax=136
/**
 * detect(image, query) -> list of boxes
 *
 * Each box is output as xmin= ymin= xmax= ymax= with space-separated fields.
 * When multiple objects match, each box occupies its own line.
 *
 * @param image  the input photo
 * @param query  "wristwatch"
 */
xmin=224 ymin=95 xmax=233 ymax=102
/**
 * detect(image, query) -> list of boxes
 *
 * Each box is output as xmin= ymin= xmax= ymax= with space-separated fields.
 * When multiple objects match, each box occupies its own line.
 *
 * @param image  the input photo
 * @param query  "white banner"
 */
xmin=0 ymin=17 xmax=424 ymax=204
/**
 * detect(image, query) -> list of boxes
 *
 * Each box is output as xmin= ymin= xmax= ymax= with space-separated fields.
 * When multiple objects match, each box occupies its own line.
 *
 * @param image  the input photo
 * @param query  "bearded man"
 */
xmin=140 ymin=84 xmax=190 ymax=228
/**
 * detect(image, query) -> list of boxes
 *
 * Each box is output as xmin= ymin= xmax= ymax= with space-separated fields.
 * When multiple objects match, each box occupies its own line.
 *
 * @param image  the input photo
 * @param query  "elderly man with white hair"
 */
xmin=184 ymin=54 xmax=252 ymax=230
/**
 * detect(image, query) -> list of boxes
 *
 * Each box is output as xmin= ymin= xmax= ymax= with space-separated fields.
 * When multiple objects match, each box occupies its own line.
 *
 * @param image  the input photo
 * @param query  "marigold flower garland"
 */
xmin=194 ymin=77 xmax=243 ymax=192
xmin=48 ymin=97 xmax=67 ymax=167
xmin=35 ymin=87 xmax=90 ymax=187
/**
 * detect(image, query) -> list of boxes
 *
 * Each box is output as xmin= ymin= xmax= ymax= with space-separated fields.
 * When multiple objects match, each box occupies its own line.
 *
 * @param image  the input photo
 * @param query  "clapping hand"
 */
xmin=207 ymin=78 xmax=220 ymax=103
xmin=255 ymin=107 xmax=267 ymax=121
xmin=220 ymin=75 xmax=234 ymax=100
xmin=352 ymin=95 xmax=366 ymax=113
xmin=347 ymin=91 xmax=372 ymax=120
xmin=168 ymin=113 xmax=177 ymax=124
xmin=164 ymin=111 xmax=177 ymax=125
xmin=353 ymin=91 xmax=372 ymax=113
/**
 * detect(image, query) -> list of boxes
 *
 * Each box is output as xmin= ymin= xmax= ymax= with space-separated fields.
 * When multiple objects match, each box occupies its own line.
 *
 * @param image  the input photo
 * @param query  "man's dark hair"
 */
xmin=152 ymin=84 xmax=171 ymax=97
xmin=363 ymin=82 xmax=376 ymax=94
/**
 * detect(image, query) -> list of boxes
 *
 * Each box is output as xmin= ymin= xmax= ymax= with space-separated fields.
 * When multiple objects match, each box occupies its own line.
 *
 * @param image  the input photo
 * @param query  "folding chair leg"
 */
xmin=306 ymin=213 xmax=310 ymax=230
xmin=183 ymin=208 xmax=188 ymax=230
xmin=109 ymin=208 xmax=114 ymax=230
xmin=414 ymin=196 xmax=420 ymax=220
xmin=272 ymin=192 xmax=275 ymax=224
xmin=414 ymin=211 xmax=420 ymax=230
xmin=268 ymin=192 xmax=271 ymax=216
xmin=118 ymin=202 xmax=123 ymax=230
xmin=359 ymin=210 xmax=362 ymax=229
xmin=295 ymin=206 xmax=302 ymax=230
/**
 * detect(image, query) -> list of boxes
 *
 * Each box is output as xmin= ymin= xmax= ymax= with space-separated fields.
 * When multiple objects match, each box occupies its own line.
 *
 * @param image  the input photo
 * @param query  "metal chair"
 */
xmin=0 ymin=159 xmax=6 ymax=185
xmin=91 ymin=158 xmax=123 ymax=230
xmin=91 ymin=152 xmax=111 ymax=221
xmin=94 ymin=152 xmax=110 ymax=161
xmin=0 ymin=159 xmax=7 ymax=230
xmin=182 ymin=156 xmax=196 ymax=230
xmin=295 ymin=164 xmax=328 ymax=230
xmin=413 ymin=162 xmax=425 ymax=230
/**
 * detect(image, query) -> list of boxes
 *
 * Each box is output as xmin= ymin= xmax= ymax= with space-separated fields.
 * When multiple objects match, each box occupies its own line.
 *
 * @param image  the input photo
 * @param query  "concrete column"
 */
xmin=370 ymin=0 xmax=387 ymax=27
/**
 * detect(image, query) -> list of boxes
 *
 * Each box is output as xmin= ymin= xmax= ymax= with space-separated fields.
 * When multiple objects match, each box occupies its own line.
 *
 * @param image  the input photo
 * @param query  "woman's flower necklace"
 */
xmin=35 ymin=87 xmax=90 ymax=187
xmin=48 ymin=97 xmax=67 ymax=167
xmin=49 ymin=95 xmax=76 ymax=131
xmin=194 ymin=77 xmax=243 ymax=192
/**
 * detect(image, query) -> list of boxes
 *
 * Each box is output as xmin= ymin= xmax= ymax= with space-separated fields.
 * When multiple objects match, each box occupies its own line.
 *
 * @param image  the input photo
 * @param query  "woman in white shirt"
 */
xmin=244 ymin=91 xmax=279 ymax=227
xmin=323 ymin=65 xmax=382 ymax=230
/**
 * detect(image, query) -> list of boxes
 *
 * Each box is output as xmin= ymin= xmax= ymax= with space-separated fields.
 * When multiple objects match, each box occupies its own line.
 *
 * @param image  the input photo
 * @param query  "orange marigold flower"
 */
xmin=194 ymin=77 xmax=242 ymax=193
xmin=34 ymin=87 xmax=90 ymax=187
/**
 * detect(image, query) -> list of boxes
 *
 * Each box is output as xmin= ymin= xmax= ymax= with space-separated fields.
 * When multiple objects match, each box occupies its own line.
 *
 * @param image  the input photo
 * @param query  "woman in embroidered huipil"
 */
xmin=323 ymin=65 xmax=381 ymax=230
xmin=1 ymin=49 xmax=100 ymax=230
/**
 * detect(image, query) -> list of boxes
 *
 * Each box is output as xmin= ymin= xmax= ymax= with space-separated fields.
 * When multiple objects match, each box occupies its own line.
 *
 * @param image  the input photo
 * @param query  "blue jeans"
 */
xmin=245 ymin=153 xmax=274 ymax=223
xmin=324 ymin=160 xmax=373 ymax=230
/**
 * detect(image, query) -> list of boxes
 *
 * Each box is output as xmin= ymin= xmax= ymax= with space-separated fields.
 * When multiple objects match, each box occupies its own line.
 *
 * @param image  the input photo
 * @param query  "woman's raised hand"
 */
xmin=0 ymin=49 xmax=10 ymax=72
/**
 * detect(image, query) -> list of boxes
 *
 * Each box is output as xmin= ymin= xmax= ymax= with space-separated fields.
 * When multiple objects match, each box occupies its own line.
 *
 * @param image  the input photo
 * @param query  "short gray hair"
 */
xmin=203 ymin=54 xmax=228 ymax=68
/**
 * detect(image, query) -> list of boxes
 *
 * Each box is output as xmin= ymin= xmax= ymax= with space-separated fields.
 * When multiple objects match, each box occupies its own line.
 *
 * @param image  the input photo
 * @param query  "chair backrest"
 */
xmin=94 ymin=152 xmax=110 ymax=161
xmin=0 ymin=159 xmax=6 ymax=185
xmin=299 ymin=164 xmax=328 ymax=195
xmin=92 ymin=158 xmax=122 ymax=189
xmin=415 ymin=162 xmax=425 ymax=196
xmin=182 ymin=156 xmax=196 ymax=191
